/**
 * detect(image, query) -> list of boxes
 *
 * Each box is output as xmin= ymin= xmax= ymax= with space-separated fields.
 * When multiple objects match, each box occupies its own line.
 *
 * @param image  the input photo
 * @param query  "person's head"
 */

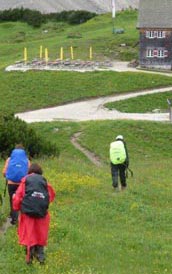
xmin=116 ymin=135 xmax=124 ymax=141
xmin=28 ymin=163 xmax=43 ymax=175
xmin=15 ymin=143 xmax=24 ymax=149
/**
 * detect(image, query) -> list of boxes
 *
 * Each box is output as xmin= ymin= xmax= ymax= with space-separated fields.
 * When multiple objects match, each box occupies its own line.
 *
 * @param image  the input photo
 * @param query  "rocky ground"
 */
xmin=0 ymin=0 xmax=139 ymax=13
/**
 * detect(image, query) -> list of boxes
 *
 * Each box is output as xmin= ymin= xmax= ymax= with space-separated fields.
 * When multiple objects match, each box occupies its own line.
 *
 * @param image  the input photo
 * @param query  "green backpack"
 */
xmin=110 ymin=141 xmax=126 ymax=164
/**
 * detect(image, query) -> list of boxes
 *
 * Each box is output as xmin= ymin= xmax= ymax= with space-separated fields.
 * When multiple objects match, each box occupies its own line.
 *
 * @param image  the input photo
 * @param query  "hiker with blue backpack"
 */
xmin=110 ymin=135 xmax=129 ymax=192
xmin=12 ymin=163 xmax=55 ymax=264
xmin=2 ymin=144 xmax=30 ymax=225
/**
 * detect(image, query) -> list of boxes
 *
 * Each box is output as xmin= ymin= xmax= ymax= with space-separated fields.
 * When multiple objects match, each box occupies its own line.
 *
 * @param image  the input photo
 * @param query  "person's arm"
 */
xmin=47 ymin=184 xmax=56 ymax=203
xmin=123 ymin=141 xmax=129 ymax=166
xmin=12 ymin=178 xmax=25 ymax=211
xmin=2 ymin=158 xmax=10 ymax=177
xmin=28 ymin=159 xmax=31 ymax=168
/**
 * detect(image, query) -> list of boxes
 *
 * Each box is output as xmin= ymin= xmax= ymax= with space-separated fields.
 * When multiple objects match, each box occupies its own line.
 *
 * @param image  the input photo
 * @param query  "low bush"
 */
xmin=0 ymin=8 xmax=96 ymax=28
xmin=47 ymin=10 xmax=97 ymax=24
xmin=0 ymin=8 xmax=46 ymax=27
xmin=0 ymin=113 xmax=59 ymax=158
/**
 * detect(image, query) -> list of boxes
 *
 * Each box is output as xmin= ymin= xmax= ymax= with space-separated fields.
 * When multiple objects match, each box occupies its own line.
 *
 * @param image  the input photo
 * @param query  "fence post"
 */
xmin=167 ymin=99 xmax=172 ymax=123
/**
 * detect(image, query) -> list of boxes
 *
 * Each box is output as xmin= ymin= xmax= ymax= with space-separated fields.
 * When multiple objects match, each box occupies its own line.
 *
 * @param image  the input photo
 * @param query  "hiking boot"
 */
xmin=121 ymin=186 xmax=127 ymax=191
xmin=35 ymin=245 xmax=45 ymax=264
xmin=10 ymin=219 xmax=17 ymax=225
xmin=114 ymin=187 xmax=120 ymax=193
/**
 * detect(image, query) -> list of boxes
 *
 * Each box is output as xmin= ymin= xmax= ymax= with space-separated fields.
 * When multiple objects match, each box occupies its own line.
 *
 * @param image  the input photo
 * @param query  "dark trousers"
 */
xmin=8 ymin=184 xmax=19 ymax=222
xmin=110 ymin=162 xmax=127 ymax=188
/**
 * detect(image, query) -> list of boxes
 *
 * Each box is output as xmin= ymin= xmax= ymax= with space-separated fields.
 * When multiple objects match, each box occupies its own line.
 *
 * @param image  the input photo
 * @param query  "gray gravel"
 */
xmin=16 ymin=86 xmax=171 ymax=123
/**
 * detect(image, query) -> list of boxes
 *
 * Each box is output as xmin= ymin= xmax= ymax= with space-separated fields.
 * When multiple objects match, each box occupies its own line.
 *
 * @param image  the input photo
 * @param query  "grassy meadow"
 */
xmin=0 ymin=9 xmax=138 ymax=67
xmin=0 ymin=8 xmax=172 ymax=274
xmin=1 ymin=121 xmax=172 ymax=274
xmin=106 ymin=91 xmax=172 ymax=113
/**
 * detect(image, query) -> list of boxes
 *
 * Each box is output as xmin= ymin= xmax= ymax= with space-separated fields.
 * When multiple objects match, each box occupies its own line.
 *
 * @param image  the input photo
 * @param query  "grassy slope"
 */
xmin=0 ymin=10 xmax=172 ymax=274
xmin=0 ymin=10 xmax=171 ymax=114
xmin=106 ymin=91 xmax=172 ymax=113
xmin=0 ymin=10 xmax=138 ymax=67
xmin=1 ymin=120 xmax=172 ymax=274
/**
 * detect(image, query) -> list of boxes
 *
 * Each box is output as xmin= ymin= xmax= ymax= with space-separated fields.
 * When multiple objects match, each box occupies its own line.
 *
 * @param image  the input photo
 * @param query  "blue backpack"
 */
xmin=6 ymin=148 xmax=29 ymax=183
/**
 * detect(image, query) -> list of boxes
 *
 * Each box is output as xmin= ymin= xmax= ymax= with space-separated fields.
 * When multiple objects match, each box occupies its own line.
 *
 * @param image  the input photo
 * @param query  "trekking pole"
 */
xmin=127 ymin=167 xmax=134 ymax=177
xmin=0 ymin=179 xmax=7 ymax=214
xmin=3 ymin=179 xmax=8 ymax=197
xmin=0 ymin=193 xmax=2 ymax=206
xmin=125 ymin=165 xmax=134 ymax=178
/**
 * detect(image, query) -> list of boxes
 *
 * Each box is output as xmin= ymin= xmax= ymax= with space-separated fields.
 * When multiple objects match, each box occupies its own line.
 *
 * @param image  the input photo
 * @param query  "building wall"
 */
xmin=139 ymin=28 xmax=172 ymax=70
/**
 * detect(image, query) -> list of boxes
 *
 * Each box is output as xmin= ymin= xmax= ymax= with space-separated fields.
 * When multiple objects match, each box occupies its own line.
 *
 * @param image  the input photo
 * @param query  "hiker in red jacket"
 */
xmin=12 ymin=163 xmax=55 ymax=264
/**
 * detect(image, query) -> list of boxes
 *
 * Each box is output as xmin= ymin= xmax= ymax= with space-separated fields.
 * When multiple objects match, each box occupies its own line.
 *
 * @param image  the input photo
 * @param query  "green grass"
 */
xmin=106 ymin=91 xmax=172 ymax=113
xmin=0 ymin=10 xmax=138 ymax=68
xmin=1 ymin=120 xmax=172 ymax=274
xmin=0 ymin=9 xmax=170 ymax=114
xmin=1 ymin=9 xmax=172 ymax=274
xmin=0 ymin=70 xmax=172 ymax=113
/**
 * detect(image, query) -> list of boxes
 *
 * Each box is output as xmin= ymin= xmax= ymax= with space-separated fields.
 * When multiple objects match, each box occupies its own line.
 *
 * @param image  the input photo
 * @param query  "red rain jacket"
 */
xmin=12 ymin=174 xmax=55 ymax=247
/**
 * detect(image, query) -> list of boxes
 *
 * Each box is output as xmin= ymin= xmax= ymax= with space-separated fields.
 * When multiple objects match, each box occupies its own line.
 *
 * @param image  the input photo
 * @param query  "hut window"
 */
xmin=149 ymin=31 xmax=154 ymax=38
xmin=157 ymin=31 xmax=165 ymax=38
xmin=145 ymin=31 xmax=165 ymax=39
xmin=146 ymin=49 xmax=154 ymax=57
xmin=158 ymin=49 xmax=164 ymax=57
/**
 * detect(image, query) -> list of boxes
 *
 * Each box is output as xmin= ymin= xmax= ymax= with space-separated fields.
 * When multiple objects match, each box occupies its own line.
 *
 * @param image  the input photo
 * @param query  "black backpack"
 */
xmin=21 ymin=174 xmax=49 ymax=218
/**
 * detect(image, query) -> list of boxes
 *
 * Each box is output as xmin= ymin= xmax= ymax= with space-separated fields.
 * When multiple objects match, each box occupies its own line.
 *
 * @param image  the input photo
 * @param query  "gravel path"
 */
xmin=16 ymin=86 xmax=172 ymax=123
xmin=14 ymin=62 xmax=172 ymax=123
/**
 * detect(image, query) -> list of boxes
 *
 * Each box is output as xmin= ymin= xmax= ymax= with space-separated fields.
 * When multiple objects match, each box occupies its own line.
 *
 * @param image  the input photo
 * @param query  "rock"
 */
xmin=152 ymin=109 xmax=161 ymax=113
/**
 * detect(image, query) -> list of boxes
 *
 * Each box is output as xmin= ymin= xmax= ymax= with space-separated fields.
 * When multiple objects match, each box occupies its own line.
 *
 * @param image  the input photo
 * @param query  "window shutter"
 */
xmin=162 ymin=31 xmax=166 ymax=38
xmin=153 ymin=49 xmax=158 ymax=57
xmin=145 ymin=31 xmax=149 ymax=38
xmin=164 ymin=50 xmax=168 ymax=57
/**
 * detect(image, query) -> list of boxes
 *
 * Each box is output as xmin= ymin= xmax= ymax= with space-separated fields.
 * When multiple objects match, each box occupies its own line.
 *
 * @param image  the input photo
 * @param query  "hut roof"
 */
xmin=138 ymin=0 xmax=172 ymax=28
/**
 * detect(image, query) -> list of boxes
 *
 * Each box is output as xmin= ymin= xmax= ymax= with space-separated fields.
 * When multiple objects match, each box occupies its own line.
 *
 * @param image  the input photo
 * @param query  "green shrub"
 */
xmin=48 ymin=10 xmax=97 ymax=24
xmin=0 ymin=8 xmax=96 ymax=28
xmin=0 ymin=8 xmax=46 ymax=27
xmin=0 ymin=113 xmax=59 ymax=158
xmin=67 ymin=10 xmax=97 ymax=24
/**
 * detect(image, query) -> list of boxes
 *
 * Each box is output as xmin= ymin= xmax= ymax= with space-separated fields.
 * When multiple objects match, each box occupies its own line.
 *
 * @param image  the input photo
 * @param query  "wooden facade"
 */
xmin=138 ymin=0 xmax=172 ymax=70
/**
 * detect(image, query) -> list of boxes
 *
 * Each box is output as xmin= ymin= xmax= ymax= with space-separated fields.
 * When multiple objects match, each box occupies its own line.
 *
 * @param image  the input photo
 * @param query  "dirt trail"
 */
xmin=71 ymin=132 xmax=102 ymax=167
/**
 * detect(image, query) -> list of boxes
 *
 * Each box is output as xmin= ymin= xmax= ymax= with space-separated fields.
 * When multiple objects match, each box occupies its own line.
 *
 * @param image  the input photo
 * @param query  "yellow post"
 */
xmin=45 ymin=48 xmax=48 ymax=64
xmin=89 ymin=46 xmax=93 ymax=60
xmin=24 ymin=47 xmax=27 ymax=64
xmin=40 ymin=45 xmax=43 ymax=59
xmin=70 ymin=46 xmax=74 ymax=60
xmin=60 ymin=47 xmax=64 ymax=60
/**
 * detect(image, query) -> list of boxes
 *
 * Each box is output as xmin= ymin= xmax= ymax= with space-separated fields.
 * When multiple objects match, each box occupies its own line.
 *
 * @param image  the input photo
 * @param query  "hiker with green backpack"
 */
xmin=110 ymin=135 xmax=129 ymax=192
